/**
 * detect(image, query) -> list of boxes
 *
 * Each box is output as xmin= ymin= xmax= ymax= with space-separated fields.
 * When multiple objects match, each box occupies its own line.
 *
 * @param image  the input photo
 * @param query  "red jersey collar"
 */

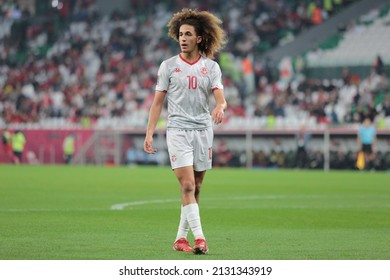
xmin=179 ymin=53 xmax=201 ymax=65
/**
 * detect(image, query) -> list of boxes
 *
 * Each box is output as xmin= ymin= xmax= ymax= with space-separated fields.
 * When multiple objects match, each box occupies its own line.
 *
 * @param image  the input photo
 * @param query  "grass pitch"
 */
xmin=0 ymin=165 xmax=389 ymax=260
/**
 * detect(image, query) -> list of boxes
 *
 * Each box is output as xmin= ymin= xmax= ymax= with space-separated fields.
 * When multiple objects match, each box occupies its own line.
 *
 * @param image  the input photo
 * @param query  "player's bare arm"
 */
xmin=144 ymin=91 xmax=166 ymax=154
xmin=211 ymin=88 xmax=227 ymax=125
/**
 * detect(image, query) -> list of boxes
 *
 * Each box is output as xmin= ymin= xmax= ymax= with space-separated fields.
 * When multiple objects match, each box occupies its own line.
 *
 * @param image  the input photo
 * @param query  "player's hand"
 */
xmin=144 ymin=136 xmax=157 ymax=154
xmin=211 ymin=106 xmax=224 ymax=125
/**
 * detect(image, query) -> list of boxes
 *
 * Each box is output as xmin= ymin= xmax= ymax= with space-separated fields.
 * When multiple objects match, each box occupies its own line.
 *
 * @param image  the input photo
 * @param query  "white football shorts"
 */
xmin=166 ymin=128 xmax=213 ymax=171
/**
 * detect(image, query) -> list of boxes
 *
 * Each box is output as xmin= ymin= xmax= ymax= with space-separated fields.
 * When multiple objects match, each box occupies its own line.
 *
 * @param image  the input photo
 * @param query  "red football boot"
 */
xmin=193 ymin=238 xmax=208 ymax=255
xmin=173 ymin=238 xmax=193 ymax=252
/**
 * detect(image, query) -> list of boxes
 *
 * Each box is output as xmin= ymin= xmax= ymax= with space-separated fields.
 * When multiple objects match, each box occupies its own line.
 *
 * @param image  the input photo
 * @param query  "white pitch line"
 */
xmin=110 ymin=195 xmax=289 ymax=210
xmin=0 ymin=208 xmax=104 ymax=212
xmin=111 ymin=198 xmax=180 ymax=210
xmin=110 ymin=194 xmax=390 ymax=210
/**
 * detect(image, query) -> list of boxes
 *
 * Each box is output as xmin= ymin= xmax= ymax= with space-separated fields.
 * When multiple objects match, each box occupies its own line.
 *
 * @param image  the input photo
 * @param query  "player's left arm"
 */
xmin=211 ymin=88 xmax=227 ymax=125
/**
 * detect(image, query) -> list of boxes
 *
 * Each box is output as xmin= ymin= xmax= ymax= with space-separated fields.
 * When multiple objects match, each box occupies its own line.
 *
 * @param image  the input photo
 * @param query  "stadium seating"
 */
xmin=0 ymin=0 xmax=388 ymax=131
xmin=306 ymin=7 xmax=390 ymax=67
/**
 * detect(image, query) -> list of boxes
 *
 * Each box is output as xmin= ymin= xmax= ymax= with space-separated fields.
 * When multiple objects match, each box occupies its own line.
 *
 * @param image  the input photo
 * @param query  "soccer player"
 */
xmin=144 ymin=8 xmax=227 ymax=255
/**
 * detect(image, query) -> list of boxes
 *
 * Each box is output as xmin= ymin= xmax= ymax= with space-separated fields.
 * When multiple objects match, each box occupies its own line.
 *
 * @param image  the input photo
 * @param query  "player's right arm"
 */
xmin=144 ymin=90 xmax=166 ymax=154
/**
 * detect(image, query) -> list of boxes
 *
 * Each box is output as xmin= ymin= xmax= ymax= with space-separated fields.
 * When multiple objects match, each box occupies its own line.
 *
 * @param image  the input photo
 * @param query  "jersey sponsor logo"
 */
xmin=200 ymin=67 xmax=208 ymax=76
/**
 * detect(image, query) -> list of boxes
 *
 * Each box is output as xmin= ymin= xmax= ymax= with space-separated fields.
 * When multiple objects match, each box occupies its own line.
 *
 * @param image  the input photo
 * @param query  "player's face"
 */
xmin=179 ymin=24 xmax=202 ymax=55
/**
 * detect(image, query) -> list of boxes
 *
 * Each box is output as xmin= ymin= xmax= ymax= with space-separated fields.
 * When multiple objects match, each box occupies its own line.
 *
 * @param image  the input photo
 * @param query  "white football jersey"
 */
xmin=156 ymin=54 xmax=223 ymax=129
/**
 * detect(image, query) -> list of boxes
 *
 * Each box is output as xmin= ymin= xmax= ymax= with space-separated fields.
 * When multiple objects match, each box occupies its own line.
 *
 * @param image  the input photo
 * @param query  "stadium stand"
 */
xmin=306 ymin=2 xmax=390 ymax=67
xmin=0 ymin=0 xmax=364 ymax=129
xmin=0 ymin=0 xmax=389 ymax=170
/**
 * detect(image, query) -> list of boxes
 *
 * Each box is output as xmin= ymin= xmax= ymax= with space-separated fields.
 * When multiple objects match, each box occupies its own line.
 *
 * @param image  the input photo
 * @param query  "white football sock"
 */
xmin=183 ymin=203 xmax=205 ymax=240
xmin=175 ymin=205 xmax=190 ymax=241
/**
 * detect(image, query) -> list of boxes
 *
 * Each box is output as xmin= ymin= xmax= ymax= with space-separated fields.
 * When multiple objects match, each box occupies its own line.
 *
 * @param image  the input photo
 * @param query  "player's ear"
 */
xmin=197 ymin=36 xmax=202 ymax=44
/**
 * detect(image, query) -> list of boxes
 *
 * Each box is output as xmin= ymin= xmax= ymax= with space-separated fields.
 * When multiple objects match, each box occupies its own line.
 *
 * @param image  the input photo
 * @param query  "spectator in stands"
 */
xmin=323 ymin=0 xmax=334 ymax=16
xmin=373 ymin=55 xmax=384 ymax=75
xmin=253 ymin=150 xmax=267 ymax=167
xmin=310 ymin=1 xmax=324 ymax=25
xmin=308 ymin=150 xmax=324 ymax=169
xmin=381 ymin=95 xmax=390 ymax=116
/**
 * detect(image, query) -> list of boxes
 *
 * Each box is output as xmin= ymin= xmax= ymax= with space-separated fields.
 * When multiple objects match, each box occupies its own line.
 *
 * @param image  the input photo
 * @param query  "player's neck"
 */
xmin=180 ymin=51 xmax=201 ymax=63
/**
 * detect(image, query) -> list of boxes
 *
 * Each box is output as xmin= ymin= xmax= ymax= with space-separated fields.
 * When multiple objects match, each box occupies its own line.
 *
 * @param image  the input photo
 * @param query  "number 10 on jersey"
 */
xmin=187 ymin=76 xmax=198 ymax=90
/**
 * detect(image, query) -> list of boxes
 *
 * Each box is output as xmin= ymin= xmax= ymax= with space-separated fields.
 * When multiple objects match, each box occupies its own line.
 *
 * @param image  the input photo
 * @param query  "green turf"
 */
xmin=0 ymin=165 xmax=389 ymax=260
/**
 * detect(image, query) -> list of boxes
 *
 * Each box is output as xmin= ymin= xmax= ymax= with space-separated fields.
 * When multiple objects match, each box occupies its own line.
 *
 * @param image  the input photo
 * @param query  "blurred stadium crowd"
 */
xmin=2 ymin=0 xmax=388 ymax=130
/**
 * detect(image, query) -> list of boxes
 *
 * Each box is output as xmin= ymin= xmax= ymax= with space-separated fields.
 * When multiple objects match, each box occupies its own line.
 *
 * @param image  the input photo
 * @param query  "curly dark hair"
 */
xmin=167 ymin=8 xmax=227 ymax=58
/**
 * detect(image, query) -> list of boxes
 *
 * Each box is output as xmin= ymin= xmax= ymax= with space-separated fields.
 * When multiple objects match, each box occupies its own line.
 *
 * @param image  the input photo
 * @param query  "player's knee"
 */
xmin=180 ymin=180 xmax=195 ymax=194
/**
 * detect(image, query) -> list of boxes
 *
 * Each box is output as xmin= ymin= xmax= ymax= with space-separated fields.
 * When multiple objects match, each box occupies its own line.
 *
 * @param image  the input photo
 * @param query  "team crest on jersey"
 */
xmin=174 ymin=68 xmax=181 ymax=73
xmin=200 ymin=67 xmax=208 ymax=76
